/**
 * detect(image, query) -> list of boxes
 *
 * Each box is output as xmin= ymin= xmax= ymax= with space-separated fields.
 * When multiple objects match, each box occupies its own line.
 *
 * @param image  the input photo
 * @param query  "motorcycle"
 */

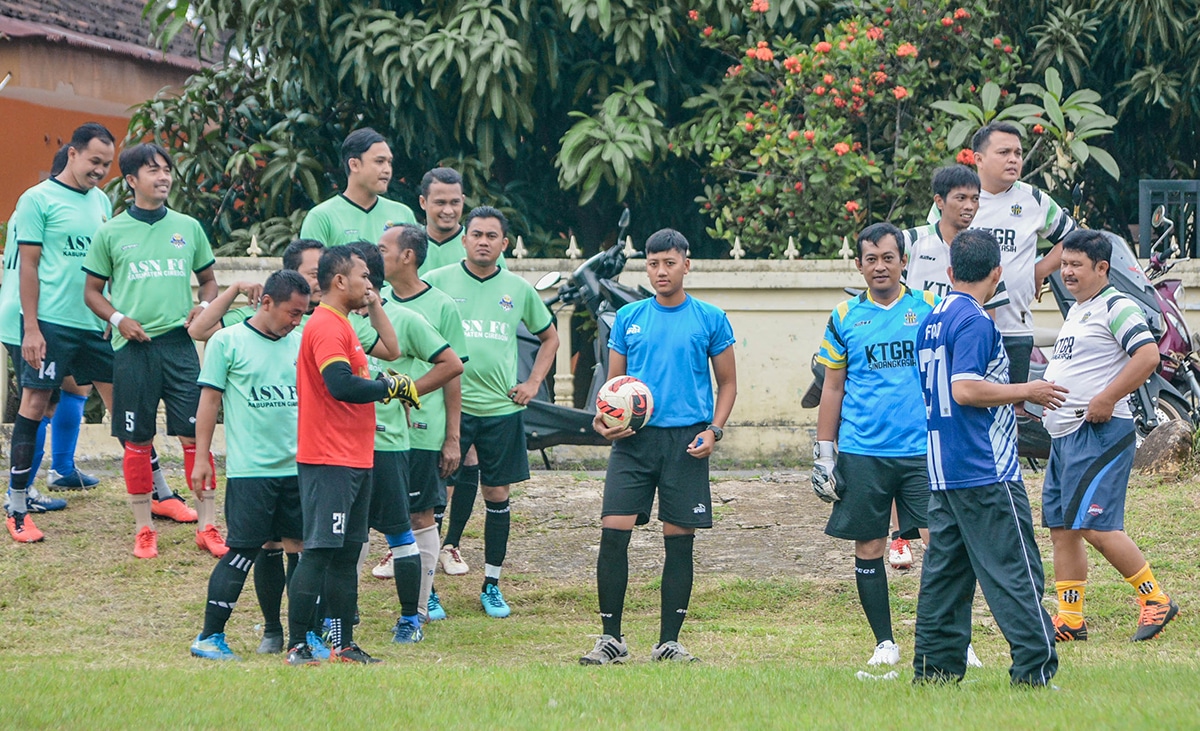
xmin=516 ymin=210 xmax=652 ymax=462
xmin=801 ymin=209 xmax=1199 ymax=460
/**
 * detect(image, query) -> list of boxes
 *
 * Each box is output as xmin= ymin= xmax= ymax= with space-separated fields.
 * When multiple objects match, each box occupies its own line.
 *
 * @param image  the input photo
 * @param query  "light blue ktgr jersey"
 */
xmin=608 ymin=295 xmax=735 ymax=428
xmin=918 ymin=292 xmax=1022 ymax=490
xmin=816 ymin=286 xmax=937 ymax=457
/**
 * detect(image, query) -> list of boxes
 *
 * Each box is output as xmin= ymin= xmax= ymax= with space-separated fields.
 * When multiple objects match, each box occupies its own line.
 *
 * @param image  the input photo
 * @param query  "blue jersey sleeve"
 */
xmin=949 ymin=315 xmax=998 ymax=382
xmin=816 ymin=308 xmax=848 ymax=370
xmin=608 ymin=309 xmax=629 ymax=355
xmin=707 ymin=311 xmax=735 ymax=356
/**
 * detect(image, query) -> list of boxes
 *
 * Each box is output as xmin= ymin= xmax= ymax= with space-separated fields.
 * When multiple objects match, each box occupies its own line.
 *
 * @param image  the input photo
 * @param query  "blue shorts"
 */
xmin=1042 ymin=418 xmax=1135 ymax=531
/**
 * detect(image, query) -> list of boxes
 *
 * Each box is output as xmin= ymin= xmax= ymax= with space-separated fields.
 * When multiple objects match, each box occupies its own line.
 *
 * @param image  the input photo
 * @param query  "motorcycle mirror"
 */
xmin=1152 ymin=205 xmax=1167 ymax=228
xmin=617 ymin=208 xmax=631 ymax=230
xmin=534 ymin=271 xmax=562 ymax=291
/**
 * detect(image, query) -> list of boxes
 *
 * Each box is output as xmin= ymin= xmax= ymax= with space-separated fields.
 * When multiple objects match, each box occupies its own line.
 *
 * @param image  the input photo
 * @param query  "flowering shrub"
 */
xmin=675 ymin=0 xmax=1027 ymax=256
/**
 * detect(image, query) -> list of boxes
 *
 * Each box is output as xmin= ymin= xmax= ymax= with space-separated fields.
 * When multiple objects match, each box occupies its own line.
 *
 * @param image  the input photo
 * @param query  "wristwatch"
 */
xmin=706 ymin=424 xmax=724 ymax=442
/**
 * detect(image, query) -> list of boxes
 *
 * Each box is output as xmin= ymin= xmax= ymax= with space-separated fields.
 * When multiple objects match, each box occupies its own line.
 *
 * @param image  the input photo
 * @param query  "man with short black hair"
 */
xmin=359 ymin=226 xmax=464 ymax=643
xmin=913 ymin=228 xmax=1067 ymax=686
xmin=371 ymin=224 xmax=467 ymax=622
xmin=2 ymin=136 xmax=109 ymax=540
xmin=188 ymin=270 xmax=311 ymax=660
xmin=424 ymin=207 xmax=558 ymax=618
xmin=813 ymin=222 xmax=935 ymax=667
xmin=1042 ymin=229 xmax=1178 ymax=642
xmin=933 ymin=123 xmax=1076 ymax=386
xmin=83 ymin=143 xmax=223 ymax=558
xmin=580 ymin=228 xmax=736 ymax=665
xmin=300 ymin=129 xmax=415 ymax=246
xmin=284 ymin=245 xmax=412 ymax=665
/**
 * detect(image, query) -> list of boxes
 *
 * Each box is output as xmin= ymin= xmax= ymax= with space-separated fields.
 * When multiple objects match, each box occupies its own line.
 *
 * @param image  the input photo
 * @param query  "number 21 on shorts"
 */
xmin=331 ymin=512 xmax=346 ymax=535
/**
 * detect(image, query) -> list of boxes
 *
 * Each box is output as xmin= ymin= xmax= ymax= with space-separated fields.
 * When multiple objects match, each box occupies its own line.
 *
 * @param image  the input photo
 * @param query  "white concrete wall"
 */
xmin=6 ymin=256 xmax=1200 ymax=463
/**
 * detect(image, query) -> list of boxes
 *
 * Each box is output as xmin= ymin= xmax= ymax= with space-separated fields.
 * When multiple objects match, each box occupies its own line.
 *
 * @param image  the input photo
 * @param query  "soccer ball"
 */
xmin=595 ymin=376 xmax=654 ymax=431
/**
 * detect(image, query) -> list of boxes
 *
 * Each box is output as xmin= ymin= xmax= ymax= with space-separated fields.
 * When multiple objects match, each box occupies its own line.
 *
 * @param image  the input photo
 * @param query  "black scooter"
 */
xmin=516 ymin=210 xmax=652 ymax=462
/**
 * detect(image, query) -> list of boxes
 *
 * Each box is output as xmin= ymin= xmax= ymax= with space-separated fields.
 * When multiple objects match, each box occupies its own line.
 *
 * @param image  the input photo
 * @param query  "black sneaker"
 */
xmin=1133 ymin=598 xmax=1180 ymax=641
xmin=285 ymin=643 xmax=320 ymax=666
xmin=331 ymin=643 xmax=382 ymax=664
xmin=258 ymin=632 xmax=285 ymax=654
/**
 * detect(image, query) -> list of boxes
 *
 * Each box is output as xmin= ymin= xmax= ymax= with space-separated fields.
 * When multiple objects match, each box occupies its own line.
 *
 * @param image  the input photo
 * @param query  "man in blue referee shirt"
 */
xmin=914 ymin=229 xmax=1067 ymax=686
xmin=579 ymin=228 xmax=737 ymax=665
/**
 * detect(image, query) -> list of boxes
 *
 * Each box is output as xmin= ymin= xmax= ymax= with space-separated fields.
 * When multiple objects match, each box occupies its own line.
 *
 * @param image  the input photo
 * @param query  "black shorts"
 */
xmin=1002 ymin=335 xmax=1034 ymax=385
xmin=407 ymin=449 xmax=447 ymax=514
xmin=17 ymin=319 xmax=113 ymax=389
xmin=224 ymin=475 xmax=303 ymax=548
xmin=369 ymin=450 xmax=412 ymax=535
xmin=602 ymin=424 xmax=712 ymax=529
xmin=297 ymin=463 xmax=372 ymax=549
xmin=460 ymin=411 xmax=530 ymax=487
xmin=111 ymin=327 xmax=200 ymax=442
xmin=825 ymin=453 xmax=929 ymax=541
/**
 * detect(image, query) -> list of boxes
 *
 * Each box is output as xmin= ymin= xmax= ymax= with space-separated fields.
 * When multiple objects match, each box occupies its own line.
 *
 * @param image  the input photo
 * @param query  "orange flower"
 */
xmin=896 ymin=42 xmax=918 ymax=58
xmin=956 ymin=149 xmax=976 ymax=165
xmin=703 ymin=25 xmax=713 ymax=37
xmin=804 ymin=130 xmax=816 ymax=142
xmin=787 ymin=130 xmax=799 ymax=141
xmin=1032 ymin=124 xmax=1045 ymax=135
xmin=750 ymin=0 xmax=769 ymax=12
xmin=845 ymin=200 xmax=860 ymax=213
xmin=871 ymin=71 xmax=888 ymax=85
xmin=688 ymin=9 xmax=699 ymax=20
xmin=814 ymin=86 xmax=826 ymax=95
xmin=756 ymin=46 xmax=775 ymax=61
xmin=954 ymin=8 xmax=969 ymax=19
xmin=783 ymin=55 xmax=801 ymax=73
xmin=833 ymin=142 xmax=851 ymax=156
xmin=941 ymin=17 xmax=953 ymax=27
xmin=892 ymin=86 xmax=909 ymax=100
xmin=866 ymin=26 xmax=884 ymax=41
xmin=834 ymin=97 xmax=847 ymax=108
xmin=815 ymin=41 xmax=833 ymax=53
xmin=794 ymin=181 xmax=804 ymax=192
xmin=823 ymin=73 xmax=835 ymax=85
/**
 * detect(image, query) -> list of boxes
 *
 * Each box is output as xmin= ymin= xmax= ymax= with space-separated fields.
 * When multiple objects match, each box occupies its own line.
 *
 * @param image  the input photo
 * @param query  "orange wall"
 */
xmin=0 ymin=98 xmax=129 ymax=217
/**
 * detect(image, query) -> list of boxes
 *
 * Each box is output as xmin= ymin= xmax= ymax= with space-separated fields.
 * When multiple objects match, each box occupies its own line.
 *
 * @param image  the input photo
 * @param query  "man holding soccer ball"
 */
xmin=580 ymin=228 xmax=737 ymax=665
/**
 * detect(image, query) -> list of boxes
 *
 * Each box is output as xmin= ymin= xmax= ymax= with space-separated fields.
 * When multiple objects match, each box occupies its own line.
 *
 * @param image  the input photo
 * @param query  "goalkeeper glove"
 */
xmin=377 ymin=369 xmax=420 ymax=409
xmin=811 ymin=440 xmax=839 ymax=503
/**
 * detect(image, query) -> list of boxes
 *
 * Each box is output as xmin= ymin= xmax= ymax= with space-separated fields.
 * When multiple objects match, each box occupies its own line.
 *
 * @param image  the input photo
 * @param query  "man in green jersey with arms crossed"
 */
xmin=83 ymin=143 xmax=223 ymax=559
xmin=300 ymin=128 xmax=415 ymax=247
xmin=372 ymin=223 xmax=468 ymax=622
xmin=425 ymin=207 xmax=558 ymax=617
xmin=187 ymin=270 xmax=311 ymax=660
xmin=362 ymin=226 xmax=464 ymax=642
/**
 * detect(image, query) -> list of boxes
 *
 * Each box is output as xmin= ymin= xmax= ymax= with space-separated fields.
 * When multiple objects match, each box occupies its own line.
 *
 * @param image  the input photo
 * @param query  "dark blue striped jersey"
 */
xmin=918 ymin=292 xmax=1022 ymax=490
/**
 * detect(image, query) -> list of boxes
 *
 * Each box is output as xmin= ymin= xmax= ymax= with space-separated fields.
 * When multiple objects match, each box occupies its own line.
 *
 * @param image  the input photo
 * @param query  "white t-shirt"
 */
xmin=1042 ymin=286 xmax=1156 ymax=437
xmin=901 ymin=223 xmax=1009 ymax=309
xmin=929 ymin=181 xmax=1076 ymax=337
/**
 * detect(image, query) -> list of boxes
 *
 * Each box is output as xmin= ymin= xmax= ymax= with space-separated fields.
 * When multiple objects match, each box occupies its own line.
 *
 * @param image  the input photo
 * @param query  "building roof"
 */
xmin=0 ymin=0 xmax=213 ymax=69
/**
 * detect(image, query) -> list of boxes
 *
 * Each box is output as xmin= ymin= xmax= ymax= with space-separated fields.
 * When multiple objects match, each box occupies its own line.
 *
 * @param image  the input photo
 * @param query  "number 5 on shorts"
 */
xmin=332 ymin=512 xmax=346 ymax=535
xmin=125 ymin=411 xmax=136 ymax=433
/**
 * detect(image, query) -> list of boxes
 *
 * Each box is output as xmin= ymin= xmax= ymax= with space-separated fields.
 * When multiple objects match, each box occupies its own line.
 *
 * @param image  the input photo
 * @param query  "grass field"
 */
xmin=2 ymin=466 xmax=1199 ymax=730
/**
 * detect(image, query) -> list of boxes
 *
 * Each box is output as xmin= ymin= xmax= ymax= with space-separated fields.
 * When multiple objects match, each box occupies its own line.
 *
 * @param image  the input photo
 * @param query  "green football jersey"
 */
xmin=299 ymin=194 xmax=416 ymax=246
xmin=387 ymin=282 xmax=468 ymax=451
xmin=0 ymin=221 xmax=22 ymax=346
xmin=11 ymin=179 xmax=112 ymax=331
xmin=83 ymin=207 xmax=215 ymax=350
xmin=367 ymin=297 xmax=451 ymax=451
xmin=198 ymin=321 xmax=301 ymax=478
xmin=418 ymin=226 xmax=506 ymax=276
xmin=424 ymin=262 xmax=553 ymax=417
xmin=220 ymin=306 xmax=311 ymax=333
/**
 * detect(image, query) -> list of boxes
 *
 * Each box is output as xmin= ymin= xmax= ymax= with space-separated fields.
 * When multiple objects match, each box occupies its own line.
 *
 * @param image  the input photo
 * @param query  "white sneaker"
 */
xmin=888 ymin=538 xmax=913 ymax=569
xmin=439 ymin=545 xmax=469 ymax=575
xmin=371 ymin=550 xmax=394 ymax=579
xmin=966 ymin=643 xmax=983 ymax=668
xmin=868 ymin=640 xmax=900 ymax=666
